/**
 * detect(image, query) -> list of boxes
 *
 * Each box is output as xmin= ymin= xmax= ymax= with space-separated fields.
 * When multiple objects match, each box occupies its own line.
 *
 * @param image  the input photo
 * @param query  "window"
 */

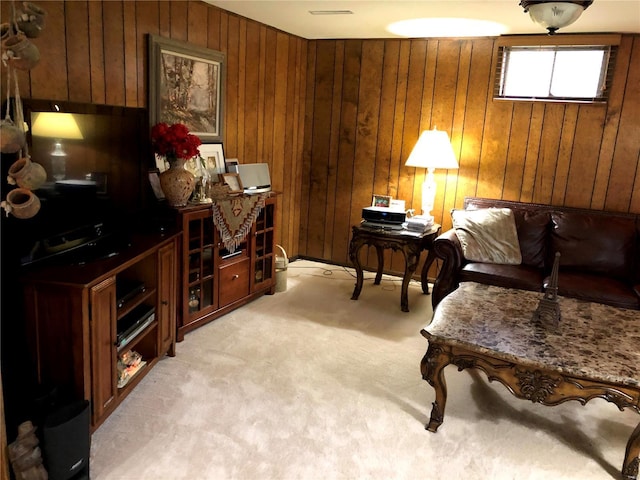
xmin=495 ymin=44 xmax=617 ymax=103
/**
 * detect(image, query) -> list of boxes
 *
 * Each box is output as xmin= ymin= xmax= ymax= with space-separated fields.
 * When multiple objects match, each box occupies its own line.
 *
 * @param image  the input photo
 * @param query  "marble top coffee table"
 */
xmin=420 ymin=282 xmax=640 ymax=480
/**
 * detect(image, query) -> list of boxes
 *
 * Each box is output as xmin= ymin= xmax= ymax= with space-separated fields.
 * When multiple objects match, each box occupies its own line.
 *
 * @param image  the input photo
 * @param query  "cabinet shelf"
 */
xmin=188 ymin=278 xmax=213 ymax=289
xmin=116 ymin=289 xmax=156 ymax=321
xmin=116 ymin=317 xmax=157 ymax=353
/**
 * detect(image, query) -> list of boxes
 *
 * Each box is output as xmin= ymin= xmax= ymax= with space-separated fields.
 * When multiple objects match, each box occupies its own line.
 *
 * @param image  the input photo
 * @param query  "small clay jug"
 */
xmin=16 ymin=2 xmax=47 ymax=38
xmin=0 ymin=119 xmax=26 ymax=154
xmin=8 ymin=157 xmax=47 ymax=190
xmin=0 ymin=23 xmax=12 ymax=42
xmin=1 ymin=188 xmax=41 ymax=219
xmin=2 ymin=33 xmax=40 ymax=70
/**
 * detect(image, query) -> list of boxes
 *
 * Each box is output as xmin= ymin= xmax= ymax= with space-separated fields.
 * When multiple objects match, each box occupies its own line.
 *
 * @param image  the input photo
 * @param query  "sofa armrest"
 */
xmin=431 ymin=229 xmax=464 ymax=309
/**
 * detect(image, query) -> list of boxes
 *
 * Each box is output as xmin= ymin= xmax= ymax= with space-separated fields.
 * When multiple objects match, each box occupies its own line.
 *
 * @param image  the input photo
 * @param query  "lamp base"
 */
xmin=51 ymin=154 xmax=66 ymax=181
xmin=421 ymin=169 xmax=437 ymax=218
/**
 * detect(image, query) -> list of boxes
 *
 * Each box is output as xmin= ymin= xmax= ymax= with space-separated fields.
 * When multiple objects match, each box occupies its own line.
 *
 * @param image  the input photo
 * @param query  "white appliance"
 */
xmin=237 ymin=163 xmax=272 ymax=194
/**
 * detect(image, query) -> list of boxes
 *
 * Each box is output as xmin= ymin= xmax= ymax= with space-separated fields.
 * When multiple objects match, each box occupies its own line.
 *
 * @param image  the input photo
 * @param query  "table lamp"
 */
xmin=405 ymin=128 xmax=458 ymax=221
xmin=32 ymin=112 xmax=83 ymax=181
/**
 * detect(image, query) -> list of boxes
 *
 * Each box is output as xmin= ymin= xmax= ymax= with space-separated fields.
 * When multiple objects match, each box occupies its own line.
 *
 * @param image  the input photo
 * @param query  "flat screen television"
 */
xmin=1 ymin=99 xmax=155 ymax=266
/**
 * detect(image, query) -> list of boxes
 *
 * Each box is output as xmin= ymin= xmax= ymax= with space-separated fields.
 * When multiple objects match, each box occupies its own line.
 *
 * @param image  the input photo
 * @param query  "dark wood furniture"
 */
xmin=421 ymin=282 xmax=640 ymax=480
xmin=174 ymin=195 xmax=277 ymax=340
xmin=21 ymin=231 xmax=179 ymax=431
xmin=431 ymin=196 xmax=640 ymax=310
xmin=349 ymin=223 xmax=440 ymax=312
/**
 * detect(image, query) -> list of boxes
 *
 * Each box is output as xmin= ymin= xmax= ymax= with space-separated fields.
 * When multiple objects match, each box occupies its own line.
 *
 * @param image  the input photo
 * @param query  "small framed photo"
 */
xmin=372 ymin=194 xmax=392 ymax=208
xmin=220 ymin=172 xmax=243 ymax=193
xmin=155 ymin=153 xmax=168 ymax=173
xmin=186 ymin=143 xmax=226 ymax=177
xmin=202 ymin=143 xmax=226 ymax=176
xmin=148 ymin=170 xmax=165 ymax=200
xmin=225 ymin=158 xmax=239 ymax=173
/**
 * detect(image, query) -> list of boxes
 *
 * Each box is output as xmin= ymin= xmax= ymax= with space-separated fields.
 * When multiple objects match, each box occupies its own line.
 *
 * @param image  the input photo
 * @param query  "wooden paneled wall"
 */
xmin=1 ymin=1 xmax=638 ymax=275
xmin=301 ymin=35 xmax=640 ymax=275
xmin=0 ymin=0 xmax=307 ymax=258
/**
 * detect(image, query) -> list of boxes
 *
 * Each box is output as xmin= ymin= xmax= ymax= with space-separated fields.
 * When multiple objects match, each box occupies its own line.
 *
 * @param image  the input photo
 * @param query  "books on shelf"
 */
xmin=117 ymin=349 xmax=147 ymax=388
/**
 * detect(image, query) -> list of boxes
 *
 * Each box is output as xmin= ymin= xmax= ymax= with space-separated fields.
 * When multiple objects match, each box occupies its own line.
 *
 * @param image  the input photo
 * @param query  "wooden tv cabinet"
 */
xmin=21 ymin=231 xmax=179 ymax=431
xmin=173 ymin=194 xmax=278 ymax=341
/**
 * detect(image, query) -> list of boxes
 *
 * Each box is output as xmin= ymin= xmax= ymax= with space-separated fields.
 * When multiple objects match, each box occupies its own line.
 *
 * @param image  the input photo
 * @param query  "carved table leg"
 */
xmin=400 ymin=245 xmax=420 ymax=312
xmin=623 ymin=421 xmax=640 ymax=480
xmin=420 ymin=249 xmax=437 ymax=295
xmin=420 ymin=343 xmax=449 ymax=432
xmin=374 ymin=246 xmax=384 ymax=285
xmin=349 ymin=237 xmax=365 ymax=301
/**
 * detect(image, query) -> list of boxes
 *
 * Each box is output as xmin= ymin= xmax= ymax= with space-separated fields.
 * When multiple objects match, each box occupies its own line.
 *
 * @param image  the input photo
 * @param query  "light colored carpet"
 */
xmin=90 ymin=260 xmax=638 ymax=480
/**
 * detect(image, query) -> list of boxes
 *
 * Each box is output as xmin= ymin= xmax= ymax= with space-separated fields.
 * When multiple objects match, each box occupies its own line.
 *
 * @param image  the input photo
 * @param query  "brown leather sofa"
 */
xmin=432 ymin=197 xmax=640 ymax=311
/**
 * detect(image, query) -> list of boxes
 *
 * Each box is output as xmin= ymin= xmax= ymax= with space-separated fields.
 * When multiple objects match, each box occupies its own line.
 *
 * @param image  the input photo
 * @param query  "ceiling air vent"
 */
xmin=308 ymin=10 xmax=353 ymax=15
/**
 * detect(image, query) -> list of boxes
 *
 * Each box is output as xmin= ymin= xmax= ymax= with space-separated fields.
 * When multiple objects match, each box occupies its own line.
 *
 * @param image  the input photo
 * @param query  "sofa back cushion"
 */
xmin=550 ymin=211 xmax=636 ymax=281
xmin=512 ymin=210 xmax=550 ymax=269
xmin=452 ymin=208 xmax=522 ymax=265
xmin=465 ymin=199 xmax=550 ymax=269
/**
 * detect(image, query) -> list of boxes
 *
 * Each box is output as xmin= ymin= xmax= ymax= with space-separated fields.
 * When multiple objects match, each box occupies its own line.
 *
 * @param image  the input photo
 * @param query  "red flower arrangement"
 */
xmin=151 ymin=122 xmax=202 ymax=161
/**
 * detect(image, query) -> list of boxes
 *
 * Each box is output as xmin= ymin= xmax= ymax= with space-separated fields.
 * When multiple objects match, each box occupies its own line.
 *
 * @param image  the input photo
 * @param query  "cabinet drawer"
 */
xmin=219 ymin=257 xmax=250 ymax=307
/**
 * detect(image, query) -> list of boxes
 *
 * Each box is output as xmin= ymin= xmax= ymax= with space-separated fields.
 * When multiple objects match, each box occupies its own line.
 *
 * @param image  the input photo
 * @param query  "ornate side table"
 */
xmin=349 ymin=223 xmax=441 ymax=312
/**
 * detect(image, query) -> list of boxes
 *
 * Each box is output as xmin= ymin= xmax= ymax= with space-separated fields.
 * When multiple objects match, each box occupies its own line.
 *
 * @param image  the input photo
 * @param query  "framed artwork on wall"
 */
xmin=148 ymin=34 xmax=226 ymax=143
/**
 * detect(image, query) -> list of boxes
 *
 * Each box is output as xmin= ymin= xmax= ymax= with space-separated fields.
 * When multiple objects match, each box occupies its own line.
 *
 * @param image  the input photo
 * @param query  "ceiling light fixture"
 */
xmin=520 ymin=1 xmax=594 ymax=35
xmin=386 ymin=18 xmax=507 ymax=38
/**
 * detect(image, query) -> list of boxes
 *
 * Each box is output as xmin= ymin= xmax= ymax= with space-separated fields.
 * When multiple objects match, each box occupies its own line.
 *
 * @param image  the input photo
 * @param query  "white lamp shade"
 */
xmin=405 ymin=128 xmax=458 ymax=170
xmin=32 ymin=112 xmax=83 ymax=139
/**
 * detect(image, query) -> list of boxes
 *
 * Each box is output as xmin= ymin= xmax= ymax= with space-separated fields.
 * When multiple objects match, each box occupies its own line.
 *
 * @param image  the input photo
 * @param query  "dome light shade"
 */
xmin=520 ymin=1 xmax=594 ymax=34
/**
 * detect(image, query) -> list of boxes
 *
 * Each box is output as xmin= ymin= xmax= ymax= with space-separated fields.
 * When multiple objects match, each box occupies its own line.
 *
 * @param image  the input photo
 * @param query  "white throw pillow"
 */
xmin=452 ymin=207 xmax=522 ymax=265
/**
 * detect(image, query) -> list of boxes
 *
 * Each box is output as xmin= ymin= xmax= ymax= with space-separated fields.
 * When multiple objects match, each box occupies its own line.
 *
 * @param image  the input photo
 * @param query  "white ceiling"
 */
xmin=205 ymin=0 xmax=640 ymax=39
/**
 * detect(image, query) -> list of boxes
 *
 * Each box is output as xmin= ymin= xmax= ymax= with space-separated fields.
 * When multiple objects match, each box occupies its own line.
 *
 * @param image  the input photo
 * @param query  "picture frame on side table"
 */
xmin=372 ymin=194 xmax=392 ymax=208
xmin=185 ymin=143 xmax=225 ymax=178
xmin=148 ymin=34 xmax=226 ymax=142
xmin=200 ymin=143 xmax=226 ymax=176
xmin=148 ymin=170 xmax=165 ymax=200
xmin=225 ymin=158 xmax=239 ymax=173
xmin=220 ymin=173 xmax=243 ymax=194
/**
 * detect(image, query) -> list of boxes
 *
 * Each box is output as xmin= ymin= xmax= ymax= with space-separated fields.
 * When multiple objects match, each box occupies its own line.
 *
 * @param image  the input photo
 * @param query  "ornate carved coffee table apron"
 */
xmin=349 ymin=224 xmax=440 ymax=312
xmin=421 ymin=282 xmax=640 ymax=480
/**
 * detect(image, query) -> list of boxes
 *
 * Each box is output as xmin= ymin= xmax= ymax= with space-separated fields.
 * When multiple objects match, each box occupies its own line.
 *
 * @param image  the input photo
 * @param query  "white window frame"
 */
xmin=493 ymin=35 xmax=620 ymax=104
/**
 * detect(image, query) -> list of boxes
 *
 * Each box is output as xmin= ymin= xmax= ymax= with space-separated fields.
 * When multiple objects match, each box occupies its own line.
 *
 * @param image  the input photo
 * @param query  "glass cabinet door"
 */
xmin=185 ymin=211 xmax=217 ymax=321
xmin=252 ymin=198 xmax=276 ymax=292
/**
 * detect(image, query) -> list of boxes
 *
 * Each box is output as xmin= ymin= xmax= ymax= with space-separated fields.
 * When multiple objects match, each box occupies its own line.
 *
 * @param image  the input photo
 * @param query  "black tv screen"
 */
xmin=2 ymin=99 xmax=154 ymax=265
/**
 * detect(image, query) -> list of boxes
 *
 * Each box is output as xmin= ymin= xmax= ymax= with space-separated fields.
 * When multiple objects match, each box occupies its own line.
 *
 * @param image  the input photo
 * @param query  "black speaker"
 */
xmin=42 ymin=400 xmax=91 ymax=480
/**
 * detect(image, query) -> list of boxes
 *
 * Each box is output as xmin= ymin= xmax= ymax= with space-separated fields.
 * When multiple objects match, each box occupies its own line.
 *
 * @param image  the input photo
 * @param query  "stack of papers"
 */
xmin=404 ymin=215 xmax=434 ymax=232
